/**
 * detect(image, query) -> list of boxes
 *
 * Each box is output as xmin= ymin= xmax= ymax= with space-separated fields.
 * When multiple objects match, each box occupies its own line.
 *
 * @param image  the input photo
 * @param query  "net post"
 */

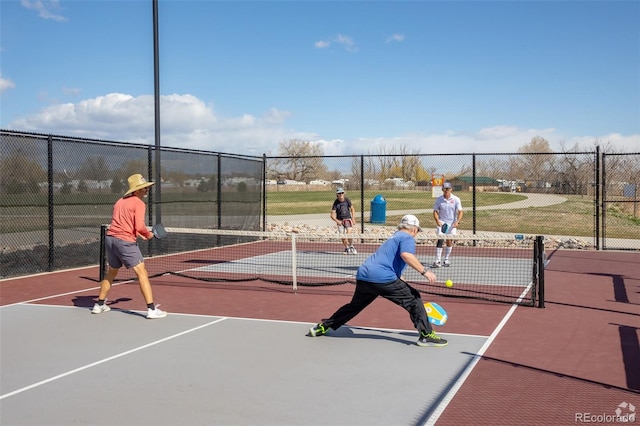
xmin=536 ymin=235 xmax=545 ymax=308
xmin=99 ymin=225 xmax=107 ymax=282
xmin=531 ymin=237 xmax=537 ymax=307
xmin=291 ymin=233 xmax=298 ymax=292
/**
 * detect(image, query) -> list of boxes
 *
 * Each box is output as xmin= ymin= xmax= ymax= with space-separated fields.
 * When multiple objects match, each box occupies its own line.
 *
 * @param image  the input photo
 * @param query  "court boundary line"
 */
xmin=0 ymin=279 xmax=136 ymax=308
xmin=10 ymin=303 xmax=492 ymax=340
xmin=0 ymin=316 xmax=229 ymax=401
xmin=0 ymin=264 xmax=100 ymax=282
xmin=423 ymin=282 xmax=533 ymax=425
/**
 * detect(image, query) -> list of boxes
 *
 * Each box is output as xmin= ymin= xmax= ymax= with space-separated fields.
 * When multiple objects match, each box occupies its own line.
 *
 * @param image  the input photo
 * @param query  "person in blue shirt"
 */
xmin=308 ymin=214 xmax=448 ymax=347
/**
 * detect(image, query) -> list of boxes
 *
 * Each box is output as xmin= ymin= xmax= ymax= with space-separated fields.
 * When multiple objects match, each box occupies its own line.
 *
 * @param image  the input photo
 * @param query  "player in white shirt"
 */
xmin=432 ymin=182 xmax=463 ymax=267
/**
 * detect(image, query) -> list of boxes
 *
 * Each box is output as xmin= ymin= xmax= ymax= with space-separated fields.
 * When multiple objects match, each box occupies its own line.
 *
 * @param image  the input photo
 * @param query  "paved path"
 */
xmin=267 ymin=193 xmax=568 ymax=227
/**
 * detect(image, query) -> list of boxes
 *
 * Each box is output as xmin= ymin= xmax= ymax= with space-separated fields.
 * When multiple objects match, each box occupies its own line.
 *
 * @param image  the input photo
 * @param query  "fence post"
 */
xmin=594 ymin=146 xmax=600 ymax=250
xmin=601 ymin=150 xmax=607 ymax=250
xmin=262 ymin=153 xmax=267 ymax=231
xmin=472 ymin=154 xmax=477 ymax=245
xmin=360 ymin=155 xmax=364 ymax=233
xmin=47 ymin=135 xmax=54 ymax=271
xmin=217 ymin=154 xmax=222 ymax=229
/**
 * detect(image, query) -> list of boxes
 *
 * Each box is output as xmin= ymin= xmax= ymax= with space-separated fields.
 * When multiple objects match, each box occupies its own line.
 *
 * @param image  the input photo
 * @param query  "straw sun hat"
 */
xmin=124 ymin=174 xmax=155 ymax=197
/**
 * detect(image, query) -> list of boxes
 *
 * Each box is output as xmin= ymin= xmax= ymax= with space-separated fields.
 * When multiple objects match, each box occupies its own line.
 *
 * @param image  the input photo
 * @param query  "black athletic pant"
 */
xmin=322 ymin=278 xmax=433 ymax=335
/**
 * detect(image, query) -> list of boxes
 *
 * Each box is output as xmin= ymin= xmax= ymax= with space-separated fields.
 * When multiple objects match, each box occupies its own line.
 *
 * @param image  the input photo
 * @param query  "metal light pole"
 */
xmin=152 ymin=0 xmax=161 ymax=224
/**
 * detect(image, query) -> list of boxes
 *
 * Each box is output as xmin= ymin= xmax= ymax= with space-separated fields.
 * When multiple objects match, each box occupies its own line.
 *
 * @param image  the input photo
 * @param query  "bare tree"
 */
xmin=350 ymin=156 xmax=363 ymax=189
xmin=362 ymin=145 xmax=429 ymax=183
xmin=370 ymin=145 xmax=397 ymax=181
xmin=395 ymin=145 xmax=423 ymax=182
xmin=163 ymin=170 xmax=190 ymax=187
xmin=550 ymin=141 xmax=594 ymax=195
xmin=268 ymin=140 xmax=327 ymax=182
xmin=0 ymin=151 xmax=47 ymax=194
xmin=476 ymin=156 xmax=510 ymax=180
xmin=513 ymin=136 xmax=556 ymax=190
xmin=77 ymin=157 xmax=111 ymax=181
xmin=117 ymin=160 xmax=149 ymax=184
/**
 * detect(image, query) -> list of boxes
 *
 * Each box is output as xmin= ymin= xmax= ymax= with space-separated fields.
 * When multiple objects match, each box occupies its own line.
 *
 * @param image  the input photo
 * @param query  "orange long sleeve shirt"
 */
xmin=107 ymin=196 xmax=153 ymax=242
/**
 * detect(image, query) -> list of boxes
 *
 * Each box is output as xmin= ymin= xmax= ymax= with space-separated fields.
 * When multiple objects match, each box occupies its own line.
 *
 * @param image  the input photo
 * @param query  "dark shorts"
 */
xmin=105 ymin=235 xmax=144 ymax=269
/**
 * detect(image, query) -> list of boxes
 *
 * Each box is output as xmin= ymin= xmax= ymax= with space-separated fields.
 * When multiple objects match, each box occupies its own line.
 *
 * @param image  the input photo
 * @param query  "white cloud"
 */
xmin=568 ymin=133 xmax=640 ymax=153
xmin=0 ymin=74 xmax=16 ymax=93
xmin=386 ymin=34 xmax=405 ymax=43
xmin=263 ymin=107 xmax=292 ymax=125
xmin=334 ymin=34 xmax=357 ymax=52
xmin=476 ymin=125 xmax=531 ymax=140
xmin=314 ymin=34 xmax=357 ymax=52
xmin=343 ymin=129 xmax=639 ymax=155
xmin=7 ymin=92 xmax=639 ymax=157
xmin=21 ymin=0 xmax=67 ymax=22
xmin=7 ymin=93 xmax=309 ymax=156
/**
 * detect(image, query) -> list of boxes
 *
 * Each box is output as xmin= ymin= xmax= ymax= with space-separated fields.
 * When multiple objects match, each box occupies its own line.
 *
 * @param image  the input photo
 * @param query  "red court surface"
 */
xmin=1 ymin=249 xmax=639 ymax=425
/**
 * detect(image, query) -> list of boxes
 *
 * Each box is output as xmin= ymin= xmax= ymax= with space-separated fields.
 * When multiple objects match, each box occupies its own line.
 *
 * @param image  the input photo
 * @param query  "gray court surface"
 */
xmin=1 ymin=304 xmax=488 ymax=426
xmin=194 ymin=250 xmax=532 ymax=287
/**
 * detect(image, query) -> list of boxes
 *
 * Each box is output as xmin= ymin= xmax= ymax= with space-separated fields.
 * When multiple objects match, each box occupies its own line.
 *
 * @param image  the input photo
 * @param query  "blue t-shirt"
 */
xmin=356 ymin=231 xmax=416 ymax=283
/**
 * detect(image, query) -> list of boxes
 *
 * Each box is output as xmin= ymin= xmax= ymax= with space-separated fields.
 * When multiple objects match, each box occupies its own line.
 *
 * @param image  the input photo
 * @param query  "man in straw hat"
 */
xmin=308 ymin=214 xmax=447 ymax=347
xmin=91 ymin=174 xmax=167 ymax=319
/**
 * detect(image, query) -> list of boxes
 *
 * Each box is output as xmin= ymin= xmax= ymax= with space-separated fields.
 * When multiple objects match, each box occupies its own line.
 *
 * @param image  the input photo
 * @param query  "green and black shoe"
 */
xmin=417 ymin=331 xmax=448 ymax=347
xmin=308 ymin=323 xmax=329 ymax=337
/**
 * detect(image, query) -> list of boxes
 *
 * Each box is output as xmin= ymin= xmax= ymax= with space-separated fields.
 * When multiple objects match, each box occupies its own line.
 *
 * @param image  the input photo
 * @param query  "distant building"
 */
xmin=448 ymin=176 xmax=500 ymax=192
xmin=384 ymin=177 xmax=414 ymax=188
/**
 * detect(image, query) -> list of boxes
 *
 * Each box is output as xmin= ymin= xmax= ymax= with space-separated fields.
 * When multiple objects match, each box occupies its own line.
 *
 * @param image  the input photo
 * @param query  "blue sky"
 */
xmin=1 ymin=0 xmax=639 ymax=157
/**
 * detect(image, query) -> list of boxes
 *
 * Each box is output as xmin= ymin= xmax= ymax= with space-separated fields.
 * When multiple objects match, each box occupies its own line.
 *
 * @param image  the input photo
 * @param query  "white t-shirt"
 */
xmin=433 ymin=194 xmax=463 ymax=224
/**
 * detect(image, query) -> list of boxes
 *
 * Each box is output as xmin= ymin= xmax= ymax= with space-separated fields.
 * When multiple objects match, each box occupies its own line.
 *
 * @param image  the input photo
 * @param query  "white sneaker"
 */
xmin=91 ymin=303 xmax=111 ymax=314
xmin=443 ymin=260 xmax=451 ymax=267
xmin=349 ymin=246 xmax=357 ymax=254
xmin=431 ymin=261 xmax=441 ymax=268
xmin=146 ymin=306 xmax=167 ymax=319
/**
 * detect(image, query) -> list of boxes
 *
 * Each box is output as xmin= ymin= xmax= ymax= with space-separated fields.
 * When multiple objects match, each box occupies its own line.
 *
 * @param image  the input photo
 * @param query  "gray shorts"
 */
xmin=338 ymin=218 xmax=353 ymax=234
xmin=105 ymin=235 xmax=144 ymax=269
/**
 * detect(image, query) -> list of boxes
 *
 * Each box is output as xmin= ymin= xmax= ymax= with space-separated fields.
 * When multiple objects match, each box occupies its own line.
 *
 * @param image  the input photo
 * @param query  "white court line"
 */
xmin=0 ymin=264 xmax=100 ymax=282
xmin=423 ymin=282 xmax=534 ymax=426
xmin=0 ymin=317 xmax=228 ymax=401
xmin=13 ymin=305 xmax=491 ymax=340
xmin=0 ymin=279 xmax=135 ymax=308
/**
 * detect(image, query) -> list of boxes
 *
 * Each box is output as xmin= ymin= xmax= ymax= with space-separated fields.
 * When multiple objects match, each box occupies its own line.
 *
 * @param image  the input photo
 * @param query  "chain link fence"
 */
xmin=602 ymin=152 xmax=640 ymax=250
xmin=1 ymin=129 xmax=638 ymax=279
xmin=1 ymin=130 xmax=262 ymax=278
xmin=265 ymin=151 xmax=639 ymax=250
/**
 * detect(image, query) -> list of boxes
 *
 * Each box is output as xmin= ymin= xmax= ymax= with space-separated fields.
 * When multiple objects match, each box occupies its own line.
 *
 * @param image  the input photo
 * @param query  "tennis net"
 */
xmin=99 ymin=226 xmax=545 ymax=307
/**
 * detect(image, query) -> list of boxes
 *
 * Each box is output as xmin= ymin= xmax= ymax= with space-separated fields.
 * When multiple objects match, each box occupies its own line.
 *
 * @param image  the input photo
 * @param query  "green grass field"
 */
xmin=267 ymin=190 xmax=639 ymax=239
xmin=265 ymin=190 xmax=525 ymax=215
xmin=2 ymin=189 xmax=638 ymax=240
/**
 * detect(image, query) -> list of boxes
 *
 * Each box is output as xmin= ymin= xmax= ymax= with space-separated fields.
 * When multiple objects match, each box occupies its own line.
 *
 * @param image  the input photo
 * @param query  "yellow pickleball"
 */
xmin=445 ymin=279 xmax=454 ymax=288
